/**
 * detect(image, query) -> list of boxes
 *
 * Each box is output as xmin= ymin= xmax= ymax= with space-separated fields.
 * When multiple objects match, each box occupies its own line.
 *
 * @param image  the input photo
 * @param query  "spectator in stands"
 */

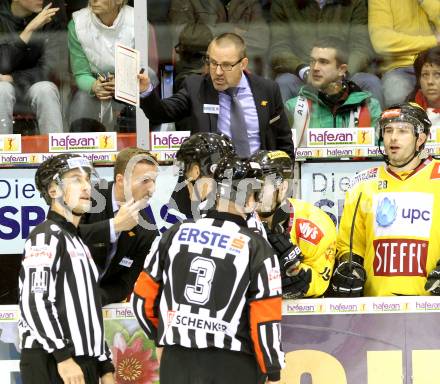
xmin=147 ymin=0 xmax=173 ymax=68
xmin=369 ymin=0 xmax=440 ymax=107
xmin=285 ymin=37 xmax=382 ymax=146
xmin=259 ymin=0 xmax=271 ymax=23
xmin=68 ymin=0 xmax=157 ymax=131
xmin=139 ymin=33 xmax=294 ymax=158
xmin=270 ymin=0 xmax=383 ymax=107
xmin=0 ymin=0 xmax=64 ymax=134
xmin=173 ymin=23 xmax=212 ymax=132
xmin=408 ymin=47 xmax=440 ymax=126
xmin=169 ymin=0 xmax=270 ymax=76
xmin=69 ymin=117 xmax=106 ymax=132
xmin=174 ymin=23 xmax=212 ymax=92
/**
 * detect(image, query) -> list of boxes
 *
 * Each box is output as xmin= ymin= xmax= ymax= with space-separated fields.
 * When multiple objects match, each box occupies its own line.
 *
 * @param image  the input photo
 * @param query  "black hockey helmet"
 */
xmin=249 ymin=150 xmax=293 ymax=186
xmin=213 ymin=156 xmax=263 ymax=203
xmin=378 ymin=102 xmax=431 ymax=144
xmin=175 ymin=133 xmax=236 ymax=176
xmin=35 ymin=154 xmax=96 ymax=205
xmin=377 ymin=102 xmax=432 ymax=167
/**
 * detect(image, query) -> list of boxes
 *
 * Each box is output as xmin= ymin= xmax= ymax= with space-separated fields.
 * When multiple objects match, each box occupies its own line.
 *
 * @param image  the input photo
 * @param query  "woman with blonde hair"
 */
xmin=68 ymin=0 xmax=157 ymax=131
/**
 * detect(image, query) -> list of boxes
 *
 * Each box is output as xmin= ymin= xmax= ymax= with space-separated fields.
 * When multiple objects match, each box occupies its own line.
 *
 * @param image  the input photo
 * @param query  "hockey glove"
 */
xmin=425 ymin=260 xmax=440 ymax=295
xmin=282 ymin=268 xmax=312 ymax=299
xmin=266 ymin=230 xmax=304 ymax=277
xmin=330 ymin=261 xmax=366 ymax=297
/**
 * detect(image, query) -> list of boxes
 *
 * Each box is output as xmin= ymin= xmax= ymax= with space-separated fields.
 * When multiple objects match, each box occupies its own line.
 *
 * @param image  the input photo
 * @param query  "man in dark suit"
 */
xmin=80 ymin=147 xmax=159 ymax=306
xmin=139 ymin=32 xmax=294 ymax=158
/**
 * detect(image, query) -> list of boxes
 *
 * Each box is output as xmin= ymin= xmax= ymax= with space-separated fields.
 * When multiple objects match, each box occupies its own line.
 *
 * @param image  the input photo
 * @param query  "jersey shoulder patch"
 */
xmin=350 ymin=166 xmax=379 ymax=188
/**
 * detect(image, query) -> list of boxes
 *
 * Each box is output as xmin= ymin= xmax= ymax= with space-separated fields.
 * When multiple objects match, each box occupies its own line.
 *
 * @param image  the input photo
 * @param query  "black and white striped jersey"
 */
xmin=18 ymin=210 xmax=113 ymax=371
xmin=133 ymin=210 xmax=284 ymax=381
xmin=166 ymin=182 xmax=268 ymax=238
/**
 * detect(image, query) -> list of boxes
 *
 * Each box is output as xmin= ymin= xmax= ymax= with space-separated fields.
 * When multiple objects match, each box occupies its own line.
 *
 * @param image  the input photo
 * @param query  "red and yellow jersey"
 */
xmin=337 ymin=158 xmax=440 ymax=296
xmin=286 ymin=198 xmax=337 ymax=297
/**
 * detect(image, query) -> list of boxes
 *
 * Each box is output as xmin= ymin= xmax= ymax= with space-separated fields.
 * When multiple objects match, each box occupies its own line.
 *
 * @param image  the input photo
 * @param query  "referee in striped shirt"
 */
xmin=18 ymin=154 xmax=114 ymax=384
xmin=133 ymin=157 xmax=284 ymax=384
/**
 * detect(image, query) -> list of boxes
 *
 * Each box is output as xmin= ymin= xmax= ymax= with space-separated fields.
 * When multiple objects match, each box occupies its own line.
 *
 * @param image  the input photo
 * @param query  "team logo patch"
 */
xmin=295 ymin=218 xmax=324 ymax=245
xmin=324 ymin=242 xmax=336 ymax=262
xmin=373 ymin=239 xmax=428 ymax=276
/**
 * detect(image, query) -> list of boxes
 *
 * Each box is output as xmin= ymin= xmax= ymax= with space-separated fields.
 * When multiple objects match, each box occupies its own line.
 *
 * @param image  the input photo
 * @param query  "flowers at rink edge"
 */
xmin=112 ymin=332 xmax=160 ymax=384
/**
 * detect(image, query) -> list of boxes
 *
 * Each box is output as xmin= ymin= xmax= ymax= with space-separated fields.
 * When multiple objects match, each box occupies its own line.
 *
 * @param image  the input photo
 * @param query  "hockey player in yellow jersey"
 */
xmin=250 ymin=150 xmax=337 ymax=298
xmin=331 ymin=102 xmax=440 ymax=296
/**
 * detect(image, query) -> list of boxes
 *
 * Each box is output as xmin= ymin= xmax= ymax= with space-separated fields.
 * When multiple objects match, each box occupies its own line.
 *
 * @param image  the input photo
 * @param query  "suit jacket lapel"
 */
xmin=203 ymin=76 xmax=220 ymax=133
xmin=103 ymin=181 xmax=116 ymax=219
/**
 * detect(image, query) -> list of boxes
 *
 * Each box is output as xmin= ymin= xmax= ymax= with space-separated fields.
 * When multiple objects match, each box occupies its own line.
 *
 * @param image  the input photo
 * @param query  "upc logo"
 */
xmin=374 ymin=193 xmax=433 ymax=237
xmin=375 ymin=197 xmax=397 ymax=227
xmin=401 ymin=208 xmax=430 ymax=223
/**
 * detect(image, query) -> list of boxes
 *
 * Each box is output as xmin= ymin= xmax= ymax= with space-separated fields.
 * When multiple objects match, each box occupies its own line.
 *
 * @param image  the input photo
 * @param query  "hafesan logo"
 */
xmin=49 ymin=133 xmax=117 ymax=152
xmin=357 ymin=129 xmax=373 ymax=145
xmin=4 ymin=137 xmax=16 ymax=151
xmin=0 ymin=134 xmax=21 ymax=152
xmin=99 ymin=134 xmax=113 ymax=149
xmin=151 ymin=131 xmax=191 ymax=150
xmin=307 ymin=128 xmax=375 ymax=147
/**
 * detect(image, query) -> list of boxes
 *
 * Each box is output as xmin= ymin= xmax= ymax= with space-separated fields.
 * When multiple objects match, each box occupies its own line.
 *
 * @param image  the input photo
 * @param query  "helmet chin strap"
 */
xmin=191 ymin=176 xmax=203 ymax=202
xmin=379 ymin=138 xmax=421 ymax=169
xmin=61 ymin=200 xmax=84 ymax=217
xmin=57 ymin=184 xmax=87 ymax=218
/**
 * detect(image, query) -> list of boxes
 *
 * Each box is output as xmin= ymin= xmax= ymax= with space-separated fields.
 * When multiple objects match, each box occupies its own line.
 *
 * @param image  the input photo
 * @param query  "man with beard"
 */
xmin=331 ymin=103 xmax=440 ymax=297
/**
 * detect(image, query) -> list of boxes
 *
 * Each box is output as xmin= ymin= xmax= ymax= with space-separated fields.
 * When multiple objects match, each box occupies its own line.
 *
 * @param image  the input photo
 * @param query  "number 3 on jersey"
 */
xmin=184 ymin=257 xmax=216 ymax=305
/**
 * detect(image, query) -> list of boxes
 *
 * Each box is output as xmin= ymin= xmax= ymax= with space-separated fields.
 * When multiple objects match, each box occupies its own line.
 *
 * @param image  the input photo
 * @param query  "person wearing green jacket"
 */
xmin=271 ymin=0 xmax=383 ymax=108
xmin=285 ymin=37 xmax=382 ymax=146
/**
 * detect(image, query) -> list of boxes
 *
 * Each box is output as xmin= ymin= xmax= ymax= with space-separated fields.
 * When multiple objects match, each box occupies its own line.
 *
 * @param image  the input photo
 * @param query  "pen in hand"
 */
xmin=97 ymin=72 xmax=107 ymax=81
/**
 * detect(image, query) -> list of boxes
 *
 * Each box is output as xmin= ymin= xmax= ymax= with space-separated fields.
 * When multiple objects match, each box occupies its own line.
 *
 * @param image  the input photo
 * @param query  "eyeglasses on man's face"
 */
xmin=205 ymin=57 xmax=244 ymax=71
